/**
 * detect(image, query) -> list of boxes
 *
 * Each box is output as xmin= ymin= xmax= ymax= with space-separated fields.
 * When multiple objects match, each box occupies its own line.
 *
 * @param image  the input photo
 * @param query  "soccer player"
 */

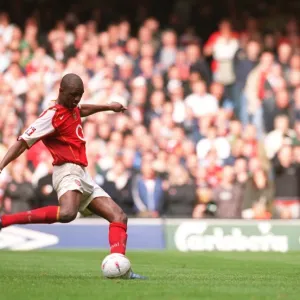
xmin=0 ymin=73 xmax=146 ymax=279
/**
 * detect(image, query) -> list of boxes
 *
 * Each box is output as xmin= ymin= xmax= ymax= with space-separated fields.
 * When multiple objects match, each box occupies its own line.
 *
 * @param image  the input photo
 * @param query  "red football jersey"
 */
xmin=18 ymin=104 xmax=88 ymax=166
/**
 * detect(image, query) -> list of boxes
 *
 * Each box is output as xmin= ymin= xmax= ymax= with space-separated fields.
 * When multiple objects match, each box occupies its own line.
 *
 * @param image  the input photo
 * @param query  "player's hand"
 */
xmin=109 ymin=102 xmax=127 ymax=113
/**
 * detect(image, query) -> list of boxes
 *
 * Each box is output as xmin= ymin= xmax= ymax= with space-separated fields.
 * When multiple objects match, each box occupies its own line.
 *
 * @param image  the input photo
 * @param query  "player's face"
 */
xmin=62 ymin=86 xmax=84 ymax=109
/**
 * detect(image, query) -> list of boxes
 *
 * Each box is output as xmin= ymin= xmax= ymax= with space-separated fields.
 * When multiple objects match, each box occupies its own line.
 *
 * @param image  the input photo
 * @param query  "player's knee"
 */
xmin=120 ymin=211 xmax=128 ymax=224
xmin=59 ymin=209 xmax=77 ymax=223
xmin=113 ymin=208 xmax=128 ymax=224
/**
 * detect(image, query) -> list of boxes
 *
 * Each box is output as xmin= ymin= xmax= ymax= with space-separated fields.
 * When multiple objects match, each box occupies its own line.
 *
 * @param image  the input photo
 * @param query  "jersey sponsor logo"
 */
xmin=76 ymin=124 xmax=85 ymax=141
xmin=25 ymin=126 xmax=36 ymax=136
xmin=60 ymin=115 xmax=64 ymax=120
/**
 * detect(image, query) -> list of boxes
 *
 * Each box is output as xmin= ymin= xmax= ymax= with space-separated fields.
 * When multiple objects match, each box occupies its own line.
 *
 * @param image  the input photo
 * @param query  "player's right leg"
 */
xmin=0 ymin=190 xmax=81 ymax=229
xmin=87 ymin=196 xmax=147 ymax=280
xmin=87 ymin=196 xmax=128 ymax=255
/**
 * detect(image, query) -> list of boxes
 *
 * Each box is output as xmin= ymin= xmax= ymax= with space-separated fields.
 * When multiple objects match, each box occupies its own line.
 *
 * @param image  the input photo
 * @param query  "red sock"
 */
xmin=109 ymin=222 xmax=127 ymax=255
xmin=1 ymin=206 xmax=60 ymax=228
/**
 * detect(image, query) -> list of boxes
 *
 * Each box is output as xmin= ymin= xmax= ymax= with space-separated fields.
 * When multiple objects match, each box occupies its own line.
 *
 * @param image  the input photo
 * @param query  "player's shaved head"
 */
xmin=60 ymin=73 xmax=83 ymax=89
xmin=58 ymin=73 xmax=84 ymax=109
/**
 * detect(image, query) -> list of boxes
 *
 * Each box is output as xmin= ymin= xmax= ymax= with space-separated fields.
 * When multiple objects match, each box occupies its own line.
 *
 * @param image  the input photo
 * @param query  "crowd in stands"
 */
xmin=0 ymin=7 xmax=299 ymax=219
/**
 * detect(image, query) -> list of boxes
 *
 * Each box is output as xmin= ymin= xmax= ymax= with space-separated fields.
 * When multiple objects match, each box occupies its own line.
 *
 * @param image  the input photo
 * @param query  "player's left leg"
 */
xmin=0 ymin=190 xmax=82 ymax=229
xmin=87 ymin=197 xmax=147 ymax=280
xmin=0 ymin=206 xmax=60 ymax=228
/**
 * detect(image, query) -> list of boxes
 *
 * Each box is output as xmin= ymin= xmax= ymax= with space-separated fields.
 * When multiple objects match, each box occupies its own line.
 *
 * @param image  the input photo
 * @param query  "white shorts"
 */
xmin=52 ymin=163 xmax=110 ymax=214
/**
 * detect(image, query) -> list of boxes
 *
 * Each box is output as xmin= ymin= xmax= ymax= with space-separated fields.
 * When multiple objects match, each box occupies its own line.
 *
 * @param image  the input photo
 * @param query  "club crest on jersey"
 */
xmin=75 ymin=179 xmax=81 ymax=187
xmin=25 ymin=126 xmax=36 ymax=136
xmin=72 ymin=112 xmax=77 ymax=120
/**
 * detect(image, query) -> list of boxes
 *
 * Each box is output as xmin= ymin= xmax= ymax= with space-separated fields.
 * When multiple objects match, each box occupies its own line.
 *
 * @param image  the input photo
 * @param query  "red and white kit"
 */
xmin=18 ymin=103 xmax=109 ymax=213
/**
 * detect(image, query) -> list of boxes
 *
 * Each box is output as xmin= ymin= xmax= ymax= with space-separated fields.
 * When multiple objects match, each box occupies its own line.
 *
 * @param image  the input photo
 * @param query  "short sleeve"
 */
xmin=18 ymin=109 xmax=56 ymax=148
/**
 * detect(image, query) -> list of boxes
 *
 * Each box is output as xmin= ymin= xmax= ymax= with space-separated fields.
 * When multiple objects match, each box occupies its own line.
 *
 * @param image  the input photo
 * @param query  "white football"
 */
xmin=101 ymin=253 xmax=131 ymax=279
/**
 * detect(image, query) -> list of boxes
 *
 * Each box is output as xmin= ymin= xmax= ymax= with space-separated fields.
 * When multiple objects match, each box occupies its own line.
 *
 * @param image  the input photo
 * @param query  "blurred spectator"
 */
xmin=273 ymin=146 xmax=300 ymax=219
xmin=31 ymin=150 xmax=53 ymax=186
xmin=292 ymin=121 xmax=300 ymax=146
xmin=163 ymin=164 xmax=196 ymax=217
xmin=213 ymin=165 xmax=243 ymax=218
xmin=192 ymin=167 xmax=214 ymax=219
xmin=185 ymin=80 xmax=218 ymax=117
xmin=242 ymin=124 xmax=270 ymax=170
xmin=159 ymin=30 xmax=177 ymax=70
xmin=102 ymin=160 xmax=134 ymax=215
xmin=201 ymin=149 xmax=223 ymax=188
xmin=288 ymin=54 xmax=300 ymax=89
xmin=131 ymin=162 xmax=164 ymax=217
xmin=244 ymin=51 xmax=274 ymax=134
xmin=2 ymin=161 xmax=34 ymax=214
xmin=196 ymin=126 xmax=230 ymax=160
xmin=233 ymin=40 xmax=261 ymax=118
xmin=210 ymin=82 xmax=234 ymax=113
xmin=264 ymin=88 xmax=294 ymax=133
xmin=35 ymin=169 xmax=58 ymax=208
xmin=277 ymin=43 xmax=292 ymax=75
xmin=0 ymin=12 xmax=14 ymax=46
xmin=204 ymin=20 xmax=239 ymax=98
xmin=294 ymin=87 xmax=300 ymax=121
xmin=145 ymin=90 xmax=165 ymax=126
xmin=264 ymin=115 xmax=294 ymax=159
xmin=167 ymin=79 xmax=186 ymax=124
xmin=242 ymin=169 xmax=273 ymax=219
xmin=0 ymin=39 xmax=10 ymax=72
xmin=4 ymin=63 xmax=29 ymax=96
xmin=126 ymin=38 xmax=140 ymax=71
xmin=224 ymin=138 xmax=244 ymax=165
xmin=234 ymin=158 xmax=249 ymax=186
xmin=186 ymin=44 xmax=211 ymax=86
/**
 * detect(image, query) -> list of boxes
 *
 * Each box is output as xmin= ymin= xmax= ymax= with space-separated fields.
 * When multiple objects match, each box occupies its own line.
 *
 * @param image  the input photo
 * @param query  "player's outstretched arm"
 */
xmin=0 ymin=140 xmax=28 ymax=173
xmin=79 ymin=102 xmax=127 ymax=117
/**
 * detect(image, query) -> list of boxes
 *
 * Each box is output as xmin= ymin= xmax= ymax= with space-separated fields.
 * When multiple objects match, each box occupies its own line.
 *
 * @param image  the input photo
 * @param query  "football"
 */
xmin=101 ymin=253 xmax=131 ymax=279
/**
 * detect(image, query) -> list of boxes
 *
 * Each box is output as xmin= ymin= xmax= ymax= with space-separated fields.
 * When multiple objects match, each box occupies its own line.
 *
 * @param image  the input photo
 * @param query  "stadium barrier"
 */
xmin=1 ymin=219 xmax=300 ymax=252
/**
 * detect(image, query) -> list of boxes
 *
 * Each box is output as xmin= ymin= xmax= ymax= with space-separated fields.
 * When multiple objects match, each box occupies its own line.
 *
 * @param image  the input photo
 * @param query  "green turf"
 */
xmin=0 ymin=251 xmax=300 ymax=300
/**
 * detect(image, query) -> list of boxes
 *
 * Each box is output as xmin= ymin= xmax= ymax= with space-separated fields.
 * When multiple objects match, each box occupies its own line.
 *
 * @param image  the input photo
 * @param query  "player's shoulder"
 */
xmin=38 ymin=107 xmax=57 ymax=119
xmin=46 ymin=100 xmax=58 ymax=109
xmin=37 ymin=102 xmax=68 ymax=124
xmin=47 ymin=106 xmax=58 ymax=114
xmin=46 ymin=103 xmax=67 ymax=117
xmin=49 ymin=102 xmax=61 ymax=111
xmin=47 ymin=101 xmax=69 ymax=112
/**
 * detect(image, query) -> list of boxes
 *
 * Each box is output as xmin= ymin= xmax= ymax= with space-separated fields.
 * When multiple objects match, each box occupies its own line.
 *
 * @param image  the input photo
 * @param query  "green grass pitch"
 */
xmin=0 ymin=251 xmax=300 ymax=300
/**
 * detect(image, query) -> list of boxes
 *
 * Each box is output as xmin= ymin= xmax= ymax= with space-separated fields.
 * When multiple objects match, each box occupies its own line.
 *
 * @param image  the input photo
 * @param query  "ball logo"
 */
xmin=76 ymin=125 xmax=85 ymax=141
